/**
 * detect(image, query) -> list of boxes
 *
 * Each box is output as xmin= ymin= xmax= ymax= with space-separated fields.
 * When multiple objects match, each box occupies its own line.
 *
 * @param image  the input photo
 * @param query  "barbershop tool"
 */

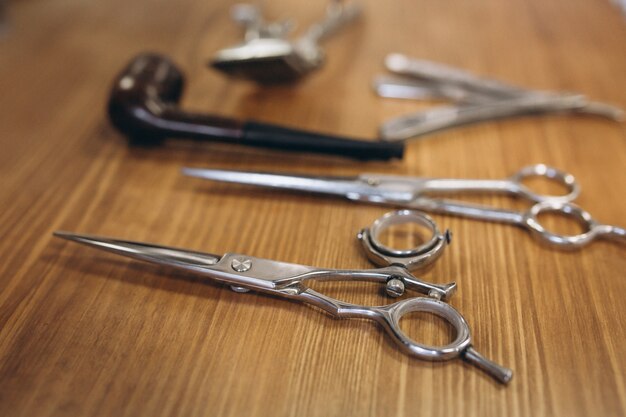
xmin=230 ymin=3 xmax=294 ymax=42
xmin=108 ymin=53 xmax=402 ymax=160
xmin=53 ymin=227 xmax=512 ymax=384
xmin=375 ymin=53 xmax=625 ymax=141
xmin=183 ymin=164 xmax=626 ymax=249
xmin=210 ymin=1 xmax=362 ymax=83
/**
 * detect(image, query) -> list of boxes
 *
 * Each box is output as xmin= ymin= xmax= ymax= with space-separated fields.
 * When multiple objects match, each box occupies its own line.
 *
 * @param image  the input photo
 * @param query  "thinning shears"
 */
xmin=182 ymin=164 xmax=626 ymax=249
xmin=54 ymin=225 xmax=512 ymax=384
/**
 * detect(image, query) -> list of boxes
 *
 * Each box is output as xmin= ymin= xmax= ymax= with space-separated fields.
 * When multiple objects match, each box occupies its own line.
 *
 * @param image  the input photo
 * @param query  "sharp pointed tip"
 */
xmin=53 ymin=230 xmax=73 ymax=239
xmin=53 ymin=230 xmax=92 ymax=244
xmin=181 ymin=167 xmax=194 ymax=176
xmin=181 ymin=167 xmax=210 ymax=178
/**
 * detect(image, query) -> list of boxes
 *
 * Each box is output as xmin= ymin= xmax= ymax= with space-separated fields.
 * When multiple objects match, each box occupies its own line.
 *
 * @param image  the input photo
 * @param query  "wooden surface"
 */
xmin=1 ymin=0 xmax=625 ymax=416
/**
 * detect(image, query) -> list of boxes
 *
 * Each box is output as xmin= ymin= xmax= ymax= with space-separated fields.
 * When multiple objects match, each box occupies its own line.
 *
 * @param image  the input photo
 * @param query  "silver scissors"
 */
xmin=375 ymin=53 xmax=625 ymax=141
xmin=182 ymin=164 xmax=626 ymax=249
xmin=53 ymin=218 xmax=513 ymax=384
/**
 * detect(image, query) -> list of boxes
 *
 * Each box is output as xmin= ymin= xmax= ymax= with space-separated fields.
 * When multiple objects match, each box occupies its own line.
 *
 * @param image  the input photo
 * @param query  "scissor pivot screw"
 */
xmin=231 ymin=257 xmax=252 ymax=272
xmin=386 ymin=278 xmax=405 ymax=298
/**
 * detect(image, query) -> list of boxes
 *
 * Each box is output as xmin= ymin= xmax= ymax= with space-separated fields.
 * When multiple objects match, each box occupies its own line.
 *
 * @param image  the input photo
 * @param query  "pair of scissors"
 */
xmin=182 ymin=164 xmax=626 ymax=249
xmin=374 ymin=53 xmax=624 ymax=141
xmin=53 ymin=210 xmax=513 ymax=384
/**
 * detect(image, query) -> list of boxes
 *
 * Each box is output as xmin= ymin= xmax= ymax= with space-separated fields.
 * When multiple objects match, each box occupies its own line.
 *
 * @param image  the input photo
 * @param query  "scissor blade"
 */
xmin=182 ymin=168 xmax=369 ymax=199
xmin=53 ymin=231 xmax=221 ymax=274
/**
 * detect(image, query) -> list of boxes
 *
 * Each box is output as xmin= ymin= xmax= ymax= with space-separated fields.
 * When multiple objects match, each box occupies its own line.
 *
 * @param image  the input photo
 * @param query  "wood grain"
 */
xmin=1 ymin=0 xmax=625 ymax=416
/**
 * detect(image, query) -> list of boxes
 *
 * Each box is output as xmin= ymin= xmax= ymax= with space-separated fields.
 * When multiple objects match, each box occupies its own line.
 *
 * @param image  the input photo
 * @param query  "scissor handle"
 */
xmin=508 ymin=164 xmax=580 ymax=204
xmin=295 ymin=288 xmax=469 ymax=358
xmin=524 ymin=201 xmax=626 ymax=248
xmin=289 ymin=285 xmax=512 ymax=383
xmin=374 ymin=297 xmax=512 ymax=384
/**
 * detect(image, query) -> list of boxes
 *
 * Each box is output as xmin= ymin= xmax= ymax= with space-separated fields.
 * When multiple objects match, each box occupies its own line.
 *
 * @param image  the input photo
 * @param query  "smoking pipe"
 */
xmin=107 ymin=53 xmax=404 ymax=160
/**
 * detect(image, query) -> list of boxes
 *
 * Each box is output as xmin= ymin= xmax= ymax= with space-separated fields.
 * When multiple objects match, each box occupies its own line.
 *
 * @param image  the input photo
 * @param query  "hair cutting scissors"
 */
xmin=182 ymin=164 xmax=626 ymax=249
xmin=53 ymin=220 xmax=513 ymax=384
xmin=375 ymin=53 xmax=624 ymax=141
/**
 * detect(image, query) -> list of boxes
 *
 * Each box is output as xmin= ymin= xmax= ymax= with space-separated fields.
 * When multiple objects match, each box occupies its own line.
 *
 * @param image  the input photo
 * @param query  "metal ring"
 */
xmin=370 ymin=210 xmax=442 ymax=256
xmin=358 ymin=210 xmax=450 ymax=271
xmin=523 ymin=201 xmax=598 ymax=248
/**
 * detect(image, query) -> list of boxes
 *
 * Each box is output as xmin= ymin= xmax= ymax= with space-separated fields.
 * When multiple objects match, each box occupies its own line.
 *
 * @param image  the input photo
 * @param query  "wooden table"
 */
xmin=1 ymin=0 xmax=625 ymax=416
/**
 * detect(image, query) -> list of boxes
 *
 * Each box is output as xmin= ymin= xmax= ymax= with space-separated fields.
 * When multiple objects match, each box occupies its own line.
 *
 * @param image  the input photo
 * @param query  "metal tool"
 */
xmin=108 ymin=53 xmax=403 ymax=160
xmin=375 ymin=53 xmax=625 ymax=141
xmin=358 ymin=210 xmax=451 ymax=273
xmin=210 ymin=1 xmax=362 ymax=83
xmin=53 ymin=228 xmax=512 ymax=384
xmin=230 ymin=3 xmax=294 ymax=42
xmin=183 ymin=164 xmax=626 ymax=249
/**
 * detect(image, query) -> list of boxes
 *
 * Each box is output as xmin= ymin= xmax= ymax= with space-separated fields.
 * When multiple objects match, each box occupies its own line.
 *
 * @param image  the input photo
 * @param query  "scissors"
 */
xmin=182 ymin=164 xmax=626 ymax=249
xmin=53 ymin=211 xmax=513 ymax=384
xmin=375 ymin=53 xmax=624 ymax=141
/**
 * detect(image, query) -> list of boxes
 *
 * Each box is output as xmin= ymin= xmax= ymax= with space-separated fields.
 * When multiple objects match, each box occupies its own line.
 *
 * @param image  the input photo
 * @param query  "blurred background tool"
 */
xmin=210 ymin=0 xmax=362 ymax=83
xmin=376 ymin=53 xmax=625 ymax=141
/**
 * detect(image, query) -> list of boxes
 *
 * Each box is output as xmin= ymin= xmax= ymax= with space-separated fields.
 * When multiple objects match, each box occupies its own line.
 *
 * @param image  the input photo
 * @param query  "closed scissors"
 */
xmin=375 ymin=53 xmax=624 ymax=141
xmin=53 ymin=226 xmax=512 ymax=384
xmin=182 ymin=164 xmax=626 ymax=249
